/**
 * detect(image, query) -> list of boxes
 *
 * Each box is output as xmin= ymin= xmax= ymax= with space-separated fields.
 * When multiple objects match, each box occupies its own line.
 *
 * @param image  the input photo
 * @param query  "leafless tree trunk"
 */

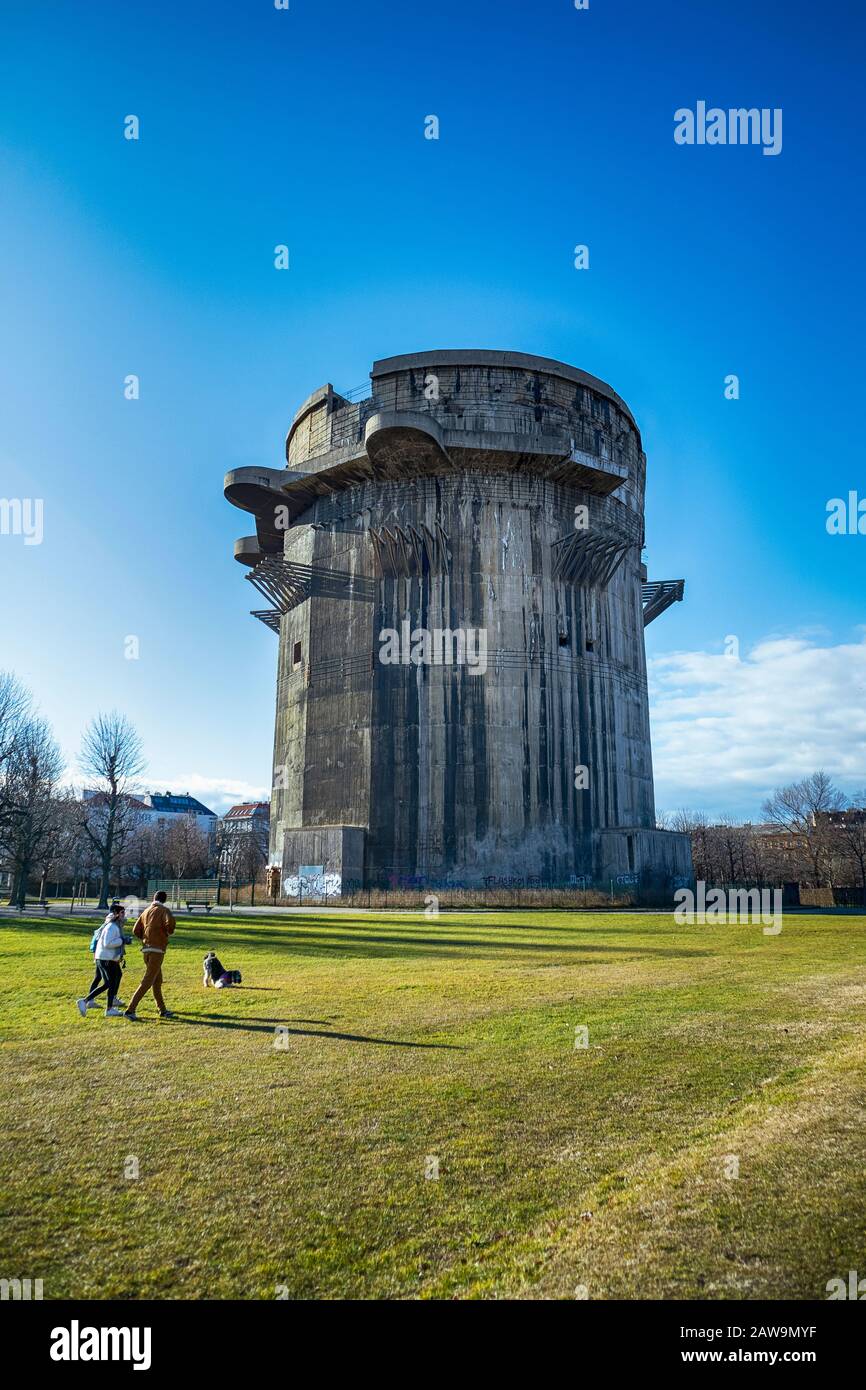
xmin=835 ymin=790 xmax=866 ymax=903
xmin=77 ymin=712 xmax=145 ymax=910
xmin=762 ymin=771 xmax=844 ymax=886
xmin=0 ymin=716 xmax=64 ymax=909
xmin=164 ymin=816 xmax=209 ymax=881
xmin=0 ymin=672 xmax=31 ymax=825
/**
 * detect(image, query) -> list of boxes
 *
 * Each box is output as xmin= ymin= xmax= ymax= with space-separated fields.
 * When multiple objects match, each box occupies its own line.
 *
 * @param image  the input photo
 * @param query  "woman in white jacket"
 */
xmin=77 ymin=906 xmax=127 ymax=1017
xmin=82 ymin=903 xmax=127 ymax=1012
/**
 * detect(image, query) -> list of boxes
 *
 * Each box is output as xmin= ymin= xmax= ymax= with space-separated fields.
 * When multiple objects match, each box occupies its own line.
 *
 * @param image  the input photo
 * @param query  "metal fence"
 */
xmin=142 ymin=875 xmax=866 ymax=913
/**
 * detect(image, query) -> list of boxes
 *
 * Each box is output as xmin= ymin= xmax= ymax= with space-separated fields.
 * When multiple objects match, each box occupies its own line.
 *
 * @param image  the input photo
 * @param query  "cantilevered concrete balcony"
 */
xmin=233 ymin=535 xmax=262 ymax=567
xmin=229 ymin=429 xmax=631 ymax=533
xmin=224 ymin=466 xmax=309 ymax=551
xmin=363 ymin=409 xmax=453 ymax=474
xmin=566 ymin=445 xmax=629 ymax=495
xmin=223 ymin=466 xmax=299 ymax=513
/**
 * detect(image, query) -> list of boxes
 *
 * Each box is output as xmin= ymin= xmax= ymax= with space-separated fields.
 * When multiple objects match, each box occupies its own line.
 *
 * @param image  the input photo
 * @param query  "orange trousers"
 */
xmin=127 ymin=951 xmax=166 ymax=1013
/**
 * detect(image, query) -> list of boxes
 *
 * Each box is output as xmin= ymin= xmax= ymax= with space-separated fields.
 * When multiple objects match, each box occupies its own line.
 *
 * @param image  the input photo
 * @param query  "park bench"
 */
xmin=185 ymin=899 xmax=213 ymax=913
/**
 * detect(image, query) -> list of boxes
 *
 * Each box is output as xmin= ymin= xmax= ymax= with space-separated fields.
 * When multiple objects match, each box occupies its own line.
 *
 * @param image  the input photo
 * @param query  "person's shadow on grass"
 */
xmin=165 ymin=1012 xmax=463 ymax=1049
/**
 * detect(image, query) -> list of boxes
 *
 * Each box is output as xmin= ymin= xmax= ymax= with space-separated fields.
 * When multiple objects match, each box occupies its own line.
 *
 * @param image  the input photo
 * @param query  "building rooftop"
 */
xmin=143 ymin=792 xmax=217 ymax=817
xmin=223 ymin=801 xmax=270 ymax=821
xmin=82 ymin=789 xmax=150 ymax=811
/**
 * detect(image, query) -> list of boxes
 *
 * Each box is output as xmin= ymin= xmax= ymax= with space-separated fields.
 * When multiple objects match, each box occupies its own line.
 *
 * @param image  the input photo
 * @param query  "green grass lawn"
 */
xmin=1 ymin=908 xmax=865 ymax=1300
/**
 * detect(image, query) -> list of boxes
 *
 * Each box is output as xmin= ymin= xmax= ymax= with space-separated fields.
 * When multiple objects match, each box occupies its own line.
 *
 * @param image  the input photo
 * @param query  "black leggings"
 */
xmin=86 ymin=960 xmax=122 ymax=1006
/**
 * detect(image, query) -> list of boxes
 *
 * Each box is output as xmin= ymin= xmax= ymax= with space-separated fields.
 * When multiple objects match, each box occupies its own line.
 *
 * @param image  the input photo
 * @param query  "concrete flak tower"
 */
xmin=225 ymin=350 xmax=692 ymax=894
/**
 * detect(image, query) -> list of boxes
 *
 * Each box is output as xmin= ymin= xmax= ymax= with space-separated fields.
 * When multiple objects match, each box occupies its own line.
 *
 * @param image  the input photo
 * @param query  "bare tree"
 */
xmin=68 ymin=820 xmax=103 ymax=901
xmin=163 ymin=816 xmax=209 ymax=881
xmin=0 ymin=672 xmax=31 ymax=816
xmin=761 ymin=771 xmax=844 ymax=886
xmin=128 ymin=817 xmax=172 ymax=895
xmin=37 ymin=790 xmax=86 ymax=899
xmin=0 ymin=716 xmax=64 ymax=909
xmin=739 ymin=822 xmax=771 ymax=888
xmin=668 ymin=809 xmax=710 ymax=881
xmin=215 ymin=821 xmax=265 ymax=886
xmin=712 ymin=816 xmax=752 ymax=886
xmin=77 ymin=712 xmax=145 ymax=909
xmin=833 ymin=791 xmax=866 ymax=903
xmin=235 ymin=827 xmax=267 ymax=884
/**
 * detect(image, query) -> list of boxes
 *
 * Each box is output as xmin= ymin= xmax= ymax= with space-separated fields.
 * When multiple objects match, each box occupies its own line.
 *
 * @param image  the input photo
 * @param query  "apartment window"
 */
xmin=585 ymin=638 xmax=595 ymax=653
xmin=292 ymin=641 xmax=302 ymax=668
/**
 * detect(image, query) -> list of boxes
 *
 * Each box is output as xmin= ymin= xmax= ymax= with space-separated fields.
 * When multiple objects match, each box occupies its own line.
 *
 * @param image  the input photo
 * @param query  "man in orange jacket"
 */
xmin=123 ymin=891 xmax=176 ymax=1020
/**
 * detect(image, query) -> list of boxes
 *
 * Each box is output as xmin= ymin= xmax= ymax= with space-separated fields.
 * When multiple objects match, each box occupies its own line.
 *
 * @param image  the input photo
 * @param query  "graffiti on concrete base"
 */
xmin=283 ymin=871 xmax=342 ymax=899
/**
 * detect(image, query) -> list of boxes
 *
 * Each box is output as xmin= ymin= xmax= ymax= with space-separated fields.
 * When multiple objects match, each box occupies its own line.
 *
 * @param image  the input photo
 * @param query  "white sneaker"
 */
xmin=112 ymin=1000 xmax=126 ymax=1010
xmin=86 ymin=999 xmax=101 ymax=1010
xmin=105 ymin=1007 xmax=124 ymax=1017
xmin=76 ymin=998 xmax=88 ymax=1017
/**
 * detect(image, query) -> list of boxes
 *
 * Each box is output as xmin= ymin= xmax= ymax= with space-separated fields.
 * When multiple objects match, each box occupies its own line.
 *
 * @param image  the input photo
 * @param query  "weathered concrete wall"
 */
xmin=596 ymin=827 xmax=694 ymax=886
xmin=281 ymin=826 xmax=365 ymax=892
xmin=285 ymin=472 xmax=651 ymax=884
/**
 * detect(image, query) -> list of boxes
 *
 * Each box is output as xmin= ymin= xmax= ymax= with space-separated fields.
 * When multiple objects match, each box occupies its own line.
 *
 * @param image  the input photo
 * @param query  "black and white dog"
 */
xmin=203 ymin=950 xmax=242 ymax=989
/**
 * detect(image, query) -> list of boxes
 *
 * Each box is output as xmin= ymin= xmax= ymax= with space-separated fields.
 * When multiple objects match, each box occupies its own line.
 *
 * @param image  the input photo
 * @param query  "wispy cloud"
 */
xmin=140 ymin=773 xmax=269 ymax=814
xmin=649 ymin=632 xmax=866 ymax=817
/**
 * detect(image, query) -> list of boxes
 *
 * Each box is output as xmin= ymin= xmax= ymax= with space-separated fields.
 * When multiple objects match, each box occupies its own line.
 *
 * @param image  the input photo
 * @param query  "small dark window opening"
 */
xmin=585 ymin=638 xmax=595 ymax=653
xmin=558 ymin=633 xmax=569 ymax=648
xmin=627 ymin=835 xmax=635 ymax=872
xmin=292 ymin=641 xmax=302 ymax=668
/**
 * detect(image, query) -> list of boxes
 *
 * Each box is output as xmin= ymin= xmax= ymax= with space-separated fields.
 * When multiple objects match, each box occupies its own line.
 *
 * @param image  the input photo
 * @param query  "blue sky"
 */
xmin=1 ymin=0 xmax=863 ymax=817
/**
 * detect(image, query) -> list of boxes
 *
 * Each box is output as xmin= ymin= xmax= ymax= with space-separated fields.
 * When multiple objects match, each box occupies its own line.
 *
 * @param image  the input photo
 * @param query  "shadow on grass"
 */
xmin=14 ymin=915 xmax=716 ymax=963
xmin=164 ymin=1012 xmax=463 ymax=1048
xmin=218 ymin=985 xmax=276 ymax=991
xmin=173 ymin=927 xmax=714 ymax=963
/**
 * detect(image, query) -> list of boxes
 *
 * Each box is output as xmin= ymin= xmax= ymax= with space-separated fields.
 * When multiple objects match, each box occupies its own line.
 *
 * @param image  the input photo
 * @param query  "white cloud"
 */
xmin=649 ymin=632 xmax=866 ymax=816
xmin=141 ymin=773 xmax=269 ymax=813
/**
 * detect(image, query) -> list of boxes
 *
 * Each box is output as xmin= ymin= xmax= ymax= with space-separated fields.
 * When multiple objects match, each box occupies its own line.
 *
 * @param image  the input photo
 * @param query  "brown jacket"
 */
xmin=134 ymin=901 xmax=176 ymax=953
